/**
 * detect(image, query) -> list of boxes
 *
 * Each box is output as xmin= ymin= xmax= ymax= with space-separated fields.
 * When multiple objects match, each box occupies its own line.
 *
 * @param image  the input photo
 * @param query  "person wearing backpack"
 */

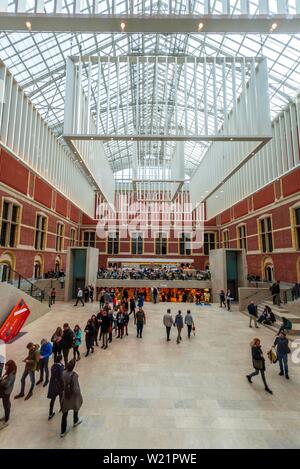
xmin=0 ymin=360 xmax=17 ymax=429
xmin=184 ymin=310 xmax=195 ymax=338
xmin=274 ymin=331 xmax=290 ymax=379
xmin=36 ymin=338 xmax=53 ymax=387
xmin=60 ymin=359 xmax=83 ymax=438
xmin=47 ymin=354 xmax=64 ymax=420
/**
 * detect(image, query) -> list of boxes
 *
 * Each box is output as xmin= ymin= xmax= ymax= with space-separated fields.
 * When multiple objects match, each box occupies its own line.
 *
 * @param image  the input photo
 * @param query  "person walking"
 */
xmin=73 ymin=325 xmax=82 ymax=361
xmin=14 ymin=342 xmax=40 ymax=400
xmin=274 ymin=331 xmax=290 ymax=379
xmin=84 ymin=286 xmax=90 ymax=303
xmin=60 ymin=359 xmax=83 ymax=438
xmin=226 ymin=290 xmax=233 ymax=311
xmin=47 ymin=354 xmax=64 ymax=420
xmin=36 ymin=338 xmax=53 ymax=387
xmin=246 ymin=338 xmax=272 ymax=394
xmin=184 ymin=310 xmax=195 ymax=339
xmin=0 ymin=360 xmax=17 ymax=429
xmin=84 ymin=319 xmax=95 ymax=357
xmin=219 ymin=290 xmax=226 ymax=308
xmin=50 ymin=288 xmax=56 ymax=305
xmin=74 ymin=288 xmax=84 ymax=307
xmin=123 ymin=308 xmax=129 ymax=336
xmin=89 ymin=285 xmax=94 ymax=303
xmin=51 ymin=326 xmax=62 ymax=361
xmin=137 ymin=294 xmax=144 ymax=309
xmin=129 ymin=296 xmax=136 ymax=320
xmin=248 ymin=301 xmax=259 ymax=328
xmin=163 ymin=309 xmax=173 ymax=341
xmin=61 ymin=323 xmax=74 ymax=369
xmin=136 ymin=306 xmax=146 ymax=338
xmin=174 ymin=310 xmax=184 ymax=344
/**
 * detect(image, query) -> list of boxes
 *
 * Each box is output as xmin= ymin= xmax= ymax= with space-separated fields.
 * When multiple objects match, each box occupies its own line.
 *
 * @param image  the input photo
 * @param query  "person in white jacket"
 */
xmin=163 ymin=309 xmax=173 ymax=341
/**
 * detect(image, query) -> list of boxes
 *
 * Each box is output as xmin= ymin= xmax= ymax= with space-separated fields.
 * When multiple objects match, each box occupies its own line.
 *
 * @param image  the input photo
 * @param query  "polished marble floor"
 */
xmin=1 ymin=300 xmax=300 ymax=449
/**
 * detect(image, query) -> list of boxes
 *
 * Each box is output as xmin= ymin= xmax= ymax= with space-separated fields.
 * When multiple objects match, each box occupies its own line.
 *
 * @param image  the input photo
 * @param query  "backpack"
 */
xmin=65 ymin=373 xmax=75 ymax=400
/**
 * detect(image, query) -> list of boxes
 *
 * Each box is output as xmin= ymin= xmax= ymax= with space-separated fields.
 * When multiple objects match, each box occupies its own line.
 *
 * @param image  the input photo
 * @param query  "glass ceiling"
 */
xmin=0 ymin=1 xmax=300 ymax=178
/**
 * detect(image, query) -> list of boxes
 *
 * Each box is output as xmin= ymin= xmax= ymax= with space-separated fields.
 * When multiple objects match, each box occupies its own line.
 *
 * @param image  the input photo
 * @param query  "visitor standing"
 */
xmin=60 ymin=359 xmax=83 ymax=438
xmin=73 ymin=325 xmax=82 ymax=361
xmin=163 ymin=309 xmax=173 ymax=341
xmin=47 ymin=354 xmax=64 ymax=420
xmin=136 ymin=306 xmax=146 ymax=338
xmin=51 ymin=327 xmax=62 ymax=361
xmin=59 ymin=276 xmax=65 ymax=289
xmin=84 ymin=320 xmax=95 ymax=357
xmin=219 ymin=290 xmax=226 ymax=308
xmin=246 ymin=338 xmax=272 ymax=394
xmin=100 ymin=310 xmax=109 ymax=349
xmin=274 ymin=331 xmax=290 ymax=379
xmin=61 ymin=323 xmax=74 ymax=369
xmin=50 ymin=288 xmax=56 ymax=305
xmin=36 ymin=338 xmax=53 ymax=387
xmin=184 ymin=310 xmax=195 ymax=338
xmin=129 ymin=296 xmax=136 ymax=320
xmin=153 ymin=287 xmax=158 ymax=304
xmin=248 ymin=301 xmax=259 ymax=328
xmin=174 ymin=310 xmax=184 ymax=344
xmin=0 ymin=360 xmax=17 ymax=429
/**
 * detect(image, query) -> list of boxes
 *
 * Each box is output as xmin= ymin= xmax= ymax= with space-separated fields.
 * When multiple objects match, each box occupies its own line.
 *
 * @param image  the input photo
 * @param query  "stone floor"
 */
xmin=1 ymin=300 xmax=300 ymax=449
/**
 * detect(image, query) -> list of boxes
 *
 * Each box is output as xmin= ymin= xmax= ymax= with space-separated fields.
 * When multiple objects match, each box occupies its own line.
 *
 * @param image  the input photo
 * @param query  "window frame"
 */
xmin=34 ymin=212 xmax=48 ymax=251
xmin=131 ymin=231 xmax=143 ymax=255
xmin=56 ymin=222 xmax=65 ymax=252
xmin=0 ymin=199 xmax=21 ymax=248
xmin=107 ymin=231 xmax=119 ymax=254
xmin=83 ymin=230 xmax=96 ymax=248
xmin=203 ymin=232 xmax=216 ymax=256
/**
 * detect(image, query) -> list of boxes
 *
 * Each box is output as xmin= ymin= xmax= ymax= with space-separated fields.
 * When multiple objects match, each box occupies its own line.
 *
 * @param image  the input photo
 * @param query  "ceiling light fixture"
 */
xmin=270 ymin=22 xmax=277 ymax=31
xmin=120 ymin=22 xmax=126 ymax=31
xmin=25 ymin=21 xmax=32 ymax=31
xmin=198 ymin=22 xmax=204 ymax=31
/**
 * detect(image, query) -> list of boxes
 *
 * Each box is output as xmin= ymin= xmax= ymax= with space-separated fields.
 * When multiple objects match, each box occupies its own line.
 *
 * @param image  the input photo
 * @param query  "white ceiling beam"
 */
xmin=0 ymin=14 xmax=300 ymax=33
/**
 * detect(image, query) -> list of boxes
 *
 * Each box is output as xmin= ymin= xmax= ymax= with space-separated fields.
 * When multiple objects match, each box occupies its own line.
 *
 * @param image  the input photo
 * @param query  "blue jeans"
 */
xmin=20 ymin=369 xmax=35 ymax=394
xmin=278 ymin=353 xmax=288 ymax=375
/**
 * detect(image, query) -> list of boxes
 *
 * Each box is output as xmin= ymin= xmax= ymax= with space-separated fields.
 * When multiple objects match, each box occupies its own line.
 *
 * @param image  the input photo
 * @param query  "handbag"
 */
xmin=253 ymin=358 xmax=264 ymax=370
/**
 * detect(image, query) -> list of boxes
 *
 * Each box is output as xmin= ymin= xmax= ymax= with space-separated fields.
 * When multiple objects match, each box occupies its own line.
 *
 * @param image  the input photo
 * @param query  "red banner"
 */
xmin=0 ymin=299 xmax=31 ymax=343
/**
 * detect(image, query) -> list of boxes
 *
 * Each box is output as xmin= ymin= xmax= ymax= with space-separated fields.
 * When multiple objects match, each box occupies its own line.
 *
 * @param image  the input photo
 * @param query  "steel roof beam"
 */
xmin=1 ymin=14 xmax=300 ymax=34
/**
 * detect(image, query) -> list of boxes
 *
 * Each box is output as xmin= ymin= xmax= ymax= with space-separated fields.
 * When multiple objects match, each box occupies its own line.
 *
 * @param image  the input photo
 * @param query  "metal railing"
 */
xmin=1 ymin=267 xmax=51 ymax=307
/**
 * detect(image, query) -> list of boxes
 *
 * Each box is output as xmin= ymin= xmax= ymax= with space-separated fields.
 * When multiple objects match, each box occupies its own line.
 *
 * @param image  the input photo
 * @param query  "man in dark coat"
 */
xmin=61 ymin=323 xmax=74 ymax=369
xmin=47 ymin=354 xmax=64 ymax=420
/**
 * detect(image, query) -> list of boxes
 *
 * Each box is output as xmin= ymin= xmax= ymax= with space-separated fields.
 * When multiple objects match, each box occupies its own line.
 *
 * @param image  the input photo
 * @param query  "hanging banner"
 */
xmin=0 ymin=299 xmax=30 ymax=343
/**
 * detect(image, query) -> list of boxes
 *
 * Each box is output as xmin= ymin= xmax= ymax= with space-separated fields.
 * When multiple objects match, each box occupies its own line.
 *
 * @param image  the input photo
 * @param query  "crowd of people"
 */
xmin=0 ymin=279 xmax=297 ymax=436
xmin=0 ymin=288 xmax=200 ymax=436
xmin=97 ymin=265 xmax=210 ymax=281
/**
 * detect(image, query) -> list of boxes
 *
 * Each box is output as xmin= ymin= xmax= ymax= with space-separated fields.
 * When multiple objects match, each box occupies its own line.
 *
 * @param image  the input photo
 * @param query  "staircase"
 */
xmin=0 ymin=267 xmax=51 ymax=306
xmin=256 ymin=299 xmax=300 ymax=336
xmin=33 ymin=278 xmax=65 ymax=301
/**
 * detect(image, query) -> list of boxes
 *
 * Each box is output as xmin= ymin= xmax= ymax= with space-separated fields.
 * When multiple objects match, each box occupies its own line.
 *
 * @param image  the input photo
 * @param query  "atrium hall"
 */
xmin=0 ymin=0 xmax=300 ymax=450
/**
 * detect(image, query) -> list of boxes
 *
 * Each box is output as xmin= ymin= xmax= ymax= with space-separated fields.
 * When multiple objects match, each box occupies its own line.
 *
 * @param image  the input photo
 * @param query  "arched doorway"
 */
xmin=262 ymin=256 xmax=274 ymax=283
xmin=0 ymin=251 xmax=15 ymax=283
xmin=33 ymin=254 xmax=44 ymax=279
